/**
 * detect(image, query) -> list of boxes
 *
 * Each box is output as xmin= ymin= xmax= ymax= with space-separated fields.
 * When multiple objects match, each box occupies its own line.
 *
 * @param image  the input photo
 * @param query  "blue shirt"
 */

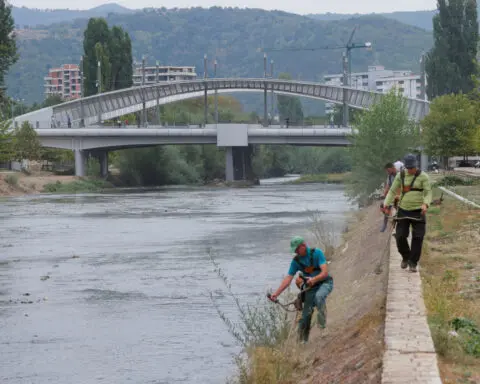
xmin=288 ymin=247 xmax=327 ymax=277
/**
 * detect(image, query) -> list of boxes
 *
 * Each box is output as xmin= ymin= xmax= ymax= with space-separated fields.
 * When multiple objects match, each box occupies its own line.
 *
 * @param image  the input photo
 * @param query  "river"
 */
xmin=0 ymin=178 xmax=351 ymax=384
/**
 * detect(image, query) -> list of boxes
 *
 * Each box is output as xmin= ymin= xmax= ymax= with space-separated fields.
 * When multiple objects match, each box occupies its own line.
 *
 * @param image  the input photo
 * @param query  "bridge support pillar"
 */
xmin=98 ymin=151 xmax=109 ymax=177
xmin=225 ymin=147 xmax=234 ymax=182
xmin=74 ymin=150 xmax=86 ymax=177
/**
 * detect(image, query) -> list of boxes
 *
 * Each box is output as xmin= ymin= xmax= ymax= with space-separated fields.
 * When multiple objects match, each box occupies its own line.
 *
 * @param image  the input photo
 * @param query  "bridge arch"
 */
xmin=14 ymin=78 xmax=429 ymax=128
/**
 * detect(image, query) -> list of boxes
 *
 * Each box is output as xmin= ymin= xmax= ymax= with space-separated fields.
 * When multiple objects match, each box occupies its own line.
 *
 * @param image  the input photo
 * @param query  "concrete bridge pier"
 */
xmin=97 ymin=151 xmax=109 ymax=177
xmin=225 ymin=146 xmax=254 ymax=181
xmin=74 ymin=149 xmax=86 ymax=177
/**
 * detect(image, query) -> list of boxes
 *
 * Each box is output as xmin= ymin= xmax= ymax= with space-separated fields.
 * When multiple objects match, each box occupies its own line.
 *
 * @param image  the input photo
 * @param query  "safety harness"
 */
xmin=400 ymin=169 xmax=423 ymax=196
xmin=293 ymin=247 xmax=321 ymax=275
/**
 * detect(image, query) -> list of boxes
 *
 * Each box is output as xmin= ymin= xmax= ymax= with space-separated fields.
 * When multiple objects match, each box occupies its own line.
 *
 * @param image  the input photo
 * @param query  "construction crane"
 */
xmin=260 ymin=26 xmax=372 ymax=125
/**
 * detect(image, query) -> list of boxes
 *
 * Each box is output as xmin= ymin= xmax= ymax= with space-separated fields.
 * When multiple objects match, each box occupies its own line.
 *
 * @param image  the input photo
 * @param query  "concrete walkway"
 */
xmin=381 ymin=235 xmax=443 ymax=384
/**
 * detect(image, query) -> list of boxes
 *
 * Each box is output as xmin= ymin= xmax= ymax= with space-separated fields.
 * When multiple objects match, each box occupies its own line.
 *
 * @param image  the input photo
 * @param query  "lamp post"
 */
xmin=270 ymin=59 xmax=274 ymax=123
xmin=203 ymin=54 xmax=208 ymax=126
xmin=214 ymin=59 xmax=218 ymax=124
xmin=263 ymin=53 xmax=268 ymax=126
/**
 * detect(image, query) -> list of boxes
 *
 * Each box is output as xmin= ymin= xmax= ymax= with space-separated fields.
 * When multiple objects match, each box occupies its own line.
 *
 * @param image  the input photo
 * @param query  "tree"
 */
xmin=421 ymin=93 xmax=478 ymax=165
xmin=12 ymin=121 xmax=41 ymax=161
xmin=277 ymin=73 xmax=304 ymax=125
xmin=346 ymin=90 xmax=420 ymax=205
xmin=0 ymin=118 xmax=13 ymax=163
xmin=0 ymin=0 xmax=17 ymax=97
xmin=83 ymin=18 xmax=133 ymax=96
xmin=425 ymin=0 xmax=478 ymax=99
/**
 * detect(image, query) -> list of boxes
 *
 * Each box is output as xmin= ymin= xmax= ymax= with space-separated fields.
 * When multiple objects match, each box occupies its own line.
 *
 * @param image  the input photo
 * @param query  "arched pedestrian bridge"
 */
xmin=14 ymin=78 xmax=430 ymax=128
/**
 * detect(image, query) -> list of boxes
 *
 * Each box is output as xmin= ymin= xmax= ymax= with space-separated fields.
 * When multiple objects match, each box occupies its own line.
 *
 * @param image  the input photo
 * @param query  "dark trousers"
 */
xmin=395 ymin=208 xmax=426 ymax=266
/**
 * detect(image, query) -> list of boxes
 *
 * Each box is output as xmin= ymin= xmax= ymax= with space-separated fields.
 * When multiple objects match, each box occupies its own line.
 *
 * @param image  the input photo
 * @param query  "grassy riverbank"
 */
xmin=0 ymin=171 xmax=113 ymax=196
xmin=288 ymin=172 xmax=350 ymax=184
xmin=220 ymin=204 xmax=389 ymax=383
xmin=421 ymin=186 xmax=480 ymax=384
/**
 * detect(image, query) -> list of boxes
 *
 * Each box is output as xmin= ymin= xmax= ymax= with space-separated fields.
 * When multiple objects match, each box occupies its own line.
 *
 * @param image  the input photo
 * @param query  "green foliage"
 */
xmin=6 ymin=9 xmax=432 ymax=105
xmin=346 ymin=90 xmax=420 ymax=205
xmin=83 ymin=18 xmax=132 ymax=96
xmin=0 ymin=1 xmax=17 ymax=93
xmin=42 ymin=178 xmax=112 ymax=193
xmin=421 ymin=93 xmax=478 ymax=158
xmin=0 ymin=118 xmax=13 ymax=163
xmin=425 ymin=0 xmax=479 ymax=99
xmin=451 ymin=317 xmax=480 ymax=357
xmin=12 ymin=121 xmax=41 ymax=161
xmin=4 ymin=173 xmax=17 ymax=186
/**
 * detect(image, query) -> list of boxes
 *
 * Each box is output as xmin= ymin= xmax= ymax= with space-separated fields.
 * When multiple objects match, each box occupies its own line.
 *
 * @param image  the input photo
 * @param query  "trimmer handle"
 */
xmin=267 ymin=293 xmax=278 ymax=303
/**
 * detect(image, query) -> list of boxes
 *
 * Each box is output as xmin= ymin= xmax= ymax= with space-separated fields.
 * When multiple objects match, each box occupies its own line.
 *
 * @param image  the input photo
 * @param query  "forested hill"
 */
xmin=7 ymin=7 xmax=433 ymax=106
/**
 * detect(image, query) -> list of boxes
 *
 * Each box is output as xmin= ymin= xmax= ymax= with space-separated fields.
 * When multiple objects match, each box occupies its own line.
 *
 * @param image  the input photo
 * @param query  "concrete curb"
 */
xmin=381 ymin=234 xmax=443 ymax=384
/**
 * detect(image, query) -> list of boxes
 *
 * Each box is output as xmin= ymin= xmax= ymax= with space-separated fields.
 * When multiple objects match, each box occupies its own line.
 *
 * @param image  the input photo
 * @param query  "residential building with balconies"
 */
xmin=44 ymin=64 xmax=82 ymax=101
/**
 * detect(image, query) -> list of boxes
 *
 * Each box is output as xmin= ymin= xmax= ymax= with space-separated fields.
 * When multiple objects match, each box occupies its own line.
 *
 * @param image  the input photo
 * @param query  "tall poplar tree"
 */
xmin=425 ymin=0 xmax=479 ymax=99
xmin=83 ymin=18 xmax=133 ymax=97
xmin=0 ymin=0 xmax=17 ymax=97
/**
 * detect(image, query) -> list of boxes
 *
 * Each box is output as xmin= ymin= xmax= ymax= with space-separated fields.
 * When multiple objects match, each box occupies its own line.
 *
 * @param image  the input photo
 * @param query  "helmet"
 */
xmin=290 ymin=236 xmax=305 ymax=254
xmin=403 ymin=153 xmax=418 ymax=169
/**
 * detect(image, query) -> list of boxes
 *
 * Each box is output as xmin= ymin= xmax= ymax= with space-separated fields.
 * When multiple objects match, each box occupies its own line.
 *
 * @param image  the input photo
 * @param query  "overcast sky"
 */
xmin=10 ymin=0 xmax=437 ymax=15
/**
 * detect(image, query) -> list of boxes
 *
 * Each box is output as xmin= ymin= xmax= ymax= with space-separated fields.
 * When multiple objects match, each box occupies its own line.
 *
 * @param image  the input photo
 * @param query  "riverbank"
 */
xmin=287 ymin=172 xmax=350 ymax=184
xmin=421 ymin=185 xmax=480 ymax=383
xmin=227 ymin=203 xmax=390 ymax=383
xmin=0 ymin=171 xmax=113 ymax=197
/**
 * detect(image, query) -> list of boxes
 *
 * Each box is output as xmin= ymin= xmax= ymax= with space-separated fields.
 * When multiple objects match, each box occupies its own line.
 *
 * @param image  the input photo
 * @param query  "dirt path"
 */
xmin=292 ymin=204 xmax=391 ymax=384
xmin=0 ymin=171 xmax=80 ymax=197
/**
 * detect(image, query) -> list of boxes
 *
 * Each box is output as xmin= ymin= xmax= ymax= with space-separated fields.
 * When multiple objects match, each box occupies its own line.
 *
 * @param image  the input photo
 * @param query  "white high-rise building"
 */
xmin=133 ymin=65 xmax=197 ymax=86
xmin=323 ymin=65 xmax=426 ymax=115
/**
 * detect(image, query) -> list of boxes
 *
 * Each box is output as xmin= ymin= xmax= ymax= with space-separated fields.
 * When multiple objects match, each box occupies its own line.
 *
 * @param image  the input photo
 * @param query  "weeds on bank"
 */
xmin=422 ymin=188 xmax=480 ymax=380
xmin=308 ymin=211 xmax=338 ymax=260
xmin=208 ymin=251 xmax=301 ymax=384
xmin=42 ymin=179 xmax=112 ymax=193
xmin=4 ymin=174 xmax=18 ymax=186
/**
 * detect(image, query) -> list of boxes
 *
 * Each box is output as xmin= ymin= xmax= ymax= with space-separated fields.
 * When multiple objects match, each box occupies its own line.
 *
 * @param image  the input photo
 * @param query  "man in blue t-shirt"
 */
xmin=270 ymin=236 xmax=334 ymax=343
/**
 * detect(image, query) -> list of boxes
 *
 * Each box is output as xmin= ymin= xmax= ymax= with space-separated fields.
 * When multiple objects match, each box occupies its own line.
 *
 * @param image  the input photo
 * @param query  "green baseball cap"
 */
xmin=290 ymin=236 xmax=305 ymax=254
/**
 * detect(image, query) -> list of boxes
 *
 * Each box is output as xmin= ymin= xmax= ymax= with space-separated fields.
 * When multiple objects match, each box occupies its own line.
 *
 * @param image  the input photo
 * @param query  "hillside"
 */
xmin=309 ymin=5 xmax=480 ymax=31
xmin=12 ymin=3 xmax=134 ymax=27
xmin=308 ymin=10 xmax=436 ymax=30
xmin=6 ymin=7 xmax=432 ymax=110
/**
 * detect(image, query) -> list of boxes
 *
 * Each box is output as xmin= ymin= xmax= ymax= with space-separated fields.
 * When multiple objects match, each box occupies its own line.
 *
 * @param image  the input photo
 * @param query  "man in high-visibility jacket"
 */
xmin=383 ymin=154 xmax=432 ymax=272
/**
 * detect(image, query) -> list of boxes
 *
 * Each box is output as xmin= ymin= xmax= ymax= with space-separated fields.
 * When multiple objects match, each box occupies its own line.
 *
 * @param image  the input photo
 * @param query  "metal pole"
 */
xmin=156 ymin=60 xmax=161 ymax=125
xmin=142 ymin=55 xmax=146 ymax=126
xmin=204 ymin=54 xmax=208 ymax=126
xmin=419 ymin=52 xmax=426 ymax=101
xmin=214 ymin=59 xmax=218 ymax=124
xmin=270 ymin=60 xmax=274 ymax=123
xmin=342 ymin=52 xmax=349 ymax=127
xmin=263 ymin=53 xmax=268 ymax=127
xmin=79 ymin=56 xmax=84 ymax=98
xmin=347 ymin=48 xmax=352 ymax=89
xmin=97 ymin=60 xmax=102 ymax=123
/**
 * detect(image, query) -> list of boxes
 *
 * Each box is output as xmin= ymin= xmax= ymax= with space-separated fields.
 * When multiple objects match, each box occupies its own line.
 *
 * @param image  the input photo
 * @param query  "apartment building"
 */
xmin=44 ymin=64 xmax=82 ymax=100
xmin=324 ymin=65 xmax=425 ymax=115
xmin=133 ymin=65 xmax=197 ymax=86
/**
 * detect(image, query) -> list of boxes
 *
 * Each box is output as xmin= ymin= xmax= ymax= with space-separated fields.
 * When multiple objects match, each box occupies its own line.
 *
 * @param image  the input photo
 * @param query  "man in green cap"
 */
xmin=270 ymin=236 xmax=334 ymax=343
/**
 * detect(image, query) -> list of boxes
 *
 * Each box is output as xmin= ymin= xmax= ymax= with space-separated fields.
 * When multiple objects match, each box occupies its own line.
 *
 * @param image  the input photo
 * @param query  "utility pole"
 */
xmin=263 ymin=53 xmax=268 ymax=127
xmin=270 ymin=59 xmax=274 ymax=123
xmin=204 ymin=54 xmax=208 ymax=126
xmin=214 ymin=59 xmax=218 ymax=124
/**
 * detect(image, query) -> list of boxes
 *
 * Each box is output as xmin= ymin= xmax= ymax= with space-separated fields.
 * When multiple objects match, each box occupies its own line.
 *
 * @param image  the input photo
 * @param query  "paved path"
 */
xmin=381 ymin=235 xmax=443 ymax=384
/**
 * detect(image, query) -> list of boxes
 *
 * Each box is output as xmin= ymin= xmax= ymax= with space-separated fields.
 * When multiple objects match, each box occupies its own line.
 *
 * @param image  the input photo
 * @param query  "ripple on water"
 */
xmin=0 ymin=182 xmax=352 ymax=384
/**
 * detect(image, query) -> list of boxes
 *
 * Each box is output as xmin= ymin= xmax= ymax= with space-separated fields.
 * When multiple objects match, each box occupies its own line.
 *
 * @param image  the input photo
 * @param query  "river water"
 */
xmin=0 ymin=178 xmax=350 ymax=384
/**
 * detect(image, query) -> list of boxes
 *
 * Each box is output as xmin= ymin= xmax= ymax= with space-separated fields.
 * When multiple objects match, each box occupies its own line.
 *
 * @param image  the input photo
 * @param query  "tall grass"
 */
xmin=208 ymin=250 xmax=301 ymax=383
